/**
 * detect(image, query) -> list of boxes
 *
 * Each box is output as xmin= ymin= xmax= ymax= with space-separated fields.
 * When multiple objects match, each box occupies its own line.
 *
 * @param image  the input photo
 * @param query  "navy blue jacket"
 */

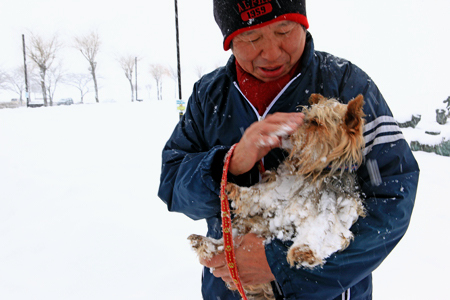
xmin=158 ymin=33 xmax=419 ymax=300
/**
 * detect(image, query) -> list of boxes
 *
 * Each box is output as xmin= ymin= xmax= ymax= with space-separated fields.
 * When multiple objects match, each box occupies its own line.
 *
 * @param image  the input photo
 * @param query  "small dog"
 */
xmin=188 ymin=94 xmax=366 ymax=300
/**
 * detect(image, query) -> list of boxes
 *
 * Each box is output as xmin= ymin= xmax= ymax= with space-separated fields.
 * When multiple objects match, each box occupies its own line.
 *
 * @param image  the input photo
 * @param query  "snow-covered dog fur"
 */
xmin=188 ymin=94 xmax=366 ymax=300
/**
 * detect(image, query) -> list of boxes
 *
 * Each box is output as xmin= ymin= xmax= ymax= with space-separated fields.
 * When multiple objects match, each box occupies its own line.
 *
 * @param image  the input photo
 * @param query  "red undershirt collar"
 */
xmin=235 ymin=60 xmax=301 ymax=115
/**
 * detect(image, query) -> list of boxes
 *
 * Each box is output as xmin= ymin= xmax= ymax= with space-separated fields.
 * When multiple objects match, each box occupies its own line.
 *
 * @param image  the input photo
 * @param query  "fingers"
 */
xmin=199 ymin=234 xmax=275 ymax=287
xmin=211 ymin=265 xmax=232 ymax=281
xmin=251 ymin=112 xmax=304 ymax=141
xmin=265 ymin=111 xmax=304 ymax=126
xmin=199 ymin=252 xmax=226 ymax=269
xmin=248 ymin=112 xmax=305 ymax=150
xmin=199 ymin=254 xmax=234 ymax=284
xmin=229 ymin=112 xmax=304 ymax=175
xmin=261 ymin=112 xmax=305 ymax=133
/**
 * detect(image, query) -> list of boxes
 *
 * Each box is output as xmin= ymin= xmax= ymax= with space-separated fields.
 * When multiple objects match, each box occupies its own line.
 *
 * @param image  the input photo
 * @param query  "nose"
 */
xmin=260 ymin=36 xmax=283 ymax=62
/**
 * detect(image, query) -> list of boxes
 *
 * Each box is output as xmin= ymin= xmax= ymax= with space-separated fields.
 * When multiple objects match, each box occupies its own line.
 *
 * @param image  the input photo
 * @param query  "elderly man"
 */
xmin=158 ymin=1 xmax=419 ymax=299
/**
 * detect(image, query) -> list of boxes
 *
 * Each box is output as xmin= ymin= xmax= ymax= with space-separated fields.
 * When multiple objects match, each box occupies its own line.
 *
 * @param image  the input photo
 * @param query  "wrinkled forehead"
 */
xmin=237 ymin=20 xmax=298 ymax=37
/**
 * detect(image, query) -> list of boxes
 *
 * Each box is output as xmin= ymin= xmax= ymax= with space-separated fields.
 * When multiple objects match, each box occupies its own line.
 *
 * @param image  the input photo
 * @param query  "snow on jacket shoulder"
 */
xmin=158 ymin=32 xmax=419 ymax=300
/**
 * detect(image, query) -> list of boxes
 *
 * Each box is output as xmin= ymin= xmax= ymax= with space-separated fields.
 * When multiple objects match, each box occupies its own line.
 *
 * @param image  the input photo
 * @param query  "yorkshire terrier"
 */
xmin=188 ymin=94 xmax=366 ymax=300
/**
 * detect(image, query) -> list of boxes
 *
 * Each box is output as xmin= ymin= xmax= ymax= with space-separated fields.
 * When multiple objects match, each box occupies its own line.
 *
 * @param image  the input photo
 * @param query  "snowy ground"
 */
xmin=0 ymin=100 xmax=449 ymax=299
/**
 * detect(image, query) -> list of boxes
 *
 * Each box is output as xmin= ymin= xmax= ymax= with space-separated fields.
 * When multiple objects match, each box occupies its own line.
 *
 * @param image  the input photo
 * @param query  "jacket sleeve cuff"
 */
xmin=199 ymin=145 xmax=231 ymax=194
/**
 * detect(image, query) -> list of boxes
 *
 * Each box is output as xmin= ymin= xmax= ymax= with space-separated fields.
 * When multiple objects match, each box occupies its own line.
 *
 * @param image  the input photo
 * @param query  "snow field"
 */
xmin=0 ymin=100 xmax=449 ymax=299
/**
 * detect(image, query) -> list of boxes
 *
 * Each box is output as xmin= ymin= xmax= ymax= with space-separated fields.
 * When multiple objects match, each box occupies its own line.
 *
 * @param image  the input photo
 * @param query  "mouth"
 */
xmin=261 ymin=66 xmax=282 ymax=72
xmin=258 ymin=65 xmax=285 ymax=80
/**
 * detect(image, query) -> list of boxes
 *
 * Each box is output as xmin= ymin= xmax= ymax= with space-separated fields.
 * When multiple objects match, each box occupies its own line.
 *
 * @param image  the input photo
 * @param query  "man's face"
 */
xmin=232 ymin=21 xmax=306 ymax=82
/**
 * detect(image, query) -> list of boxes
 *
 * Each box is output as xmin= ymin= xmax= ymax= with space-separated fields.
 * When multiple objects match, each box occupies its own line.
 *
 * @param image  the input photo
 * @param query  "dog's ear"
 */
xmin=344 ymin=94 xmax=365 ymax=132
xmin=309 ymin=94 xmax=327 ymax=105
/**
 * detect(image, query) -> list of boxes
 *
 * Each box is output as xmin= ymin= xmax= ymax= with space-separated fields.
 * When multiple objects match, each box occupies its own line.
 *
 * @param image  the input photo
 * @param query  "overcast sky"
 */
xmin=1 ymin=0 xmax=449 ymax=115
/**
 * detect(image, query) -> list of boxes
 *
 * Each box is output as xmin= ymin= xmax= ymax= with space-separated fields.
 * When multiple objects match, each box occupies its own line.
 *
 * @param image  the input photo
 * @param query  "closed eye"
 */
xmin=277 ymin=30 xmax=292 ymax=36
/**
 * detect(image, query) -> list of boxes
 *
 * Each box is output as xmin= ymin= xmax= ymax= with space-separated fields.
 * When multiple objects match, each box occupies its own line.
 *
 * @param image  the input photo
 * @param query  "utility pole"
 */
xmin=135 ymin=57 xmax=138 ymax=102
xmin=174 ymin=0 xmax=182 ymax=100
xmin=175 ymin=0 xmax=185 ymax=120
xmin=22 ymin=34 xmax=30 ymax=107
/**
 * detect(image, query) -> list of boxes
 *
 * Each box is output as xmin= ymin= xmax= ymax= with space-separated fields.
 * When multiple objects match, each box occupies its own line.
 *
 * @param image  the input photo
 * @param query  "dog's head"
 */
xmin=287 ymin=94 xmax=366 ymax=177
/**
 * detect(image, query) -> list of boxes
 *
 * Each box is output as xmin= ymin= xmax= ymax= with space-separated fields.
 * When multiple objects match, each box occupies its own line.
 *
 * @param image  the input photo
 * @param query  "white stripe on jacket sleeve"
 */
xmin=363 ymin=115 xmax=405 ymax=156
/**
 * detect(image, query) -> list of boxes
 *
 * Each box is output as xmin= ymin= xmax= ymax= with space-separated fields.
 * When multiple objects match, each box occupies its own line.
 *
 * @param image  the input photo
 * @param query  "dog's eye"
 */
xmin=310 ymin=118 xmax=320 ymax=126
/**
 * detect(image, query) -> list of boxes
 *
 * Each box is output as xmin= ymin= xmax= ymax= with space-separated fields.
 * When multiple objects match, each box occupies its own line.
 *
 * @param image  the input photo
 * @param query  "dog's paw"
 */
xmin=287 ymin=245 xmax=323 ymax=268
xmin=187 ymin=234 xmax=206 ymax=250
xmin=187 ymin=234 xmax=223 ymax=260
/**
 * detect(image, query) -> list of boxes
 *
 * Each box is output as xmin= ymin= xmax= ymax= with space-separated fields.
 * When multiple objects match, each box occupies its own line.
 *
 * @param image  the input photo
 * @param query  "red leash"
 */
xmin=220 ymin=143 xmax=248 ymax=300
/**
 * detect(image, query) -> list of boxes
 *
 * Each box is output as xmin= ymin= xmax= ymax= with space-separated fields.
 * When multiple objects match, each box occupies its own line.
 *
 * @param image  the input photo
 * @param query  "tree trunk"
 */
xmin=156 ymin=79 xmax=160 ymax=100
xmin=40 ymin=69 xmax=48 ymax=106
xmin=90 ymin=62 xmax=99 ymax=103
xmin=128 ymin=78 xmax=134 ymax=102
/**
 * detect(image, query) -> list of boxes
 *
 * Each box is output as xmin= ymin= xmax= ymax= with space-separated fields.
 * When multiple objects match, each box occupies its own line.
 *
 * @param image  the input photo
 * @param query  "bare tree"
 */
xmin=167 ymin=65 xmax=179 ymax=99
xmin=74 ymin=31 xmax=100 ymax=103
xmin=194 ymin=64 xmax=205 ymax=79
xmin=27 ymin=70 xmax=41 ymax=96
xmin=27 ymin=33 xmax=61 ymax=106
xmin=3 ymin=67 xmax=25 ymax=103
xmin=149 ymin=64 xmax=167 ymax=100
xmin=117 ymin=55 xmax=139 ymax=102
xmin=46 ymin=64 xmax=65 ymax=106
xmin=66 ymin=73 xmax=91 ymax=103
xmin=146 ymin=83 xmax=152 ymax=100
xmin=0 ymin=69 xmax=8 ymax=90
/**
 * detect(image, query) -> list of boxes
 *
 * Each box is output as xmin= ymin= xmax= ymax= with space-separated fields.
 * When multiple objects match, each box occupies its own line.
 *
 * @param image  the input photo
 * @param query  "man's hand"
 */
xmin=199 ymin=233 xmax=275 ymax=287
xmin=229 ymin=112 xmax=304 ymax=176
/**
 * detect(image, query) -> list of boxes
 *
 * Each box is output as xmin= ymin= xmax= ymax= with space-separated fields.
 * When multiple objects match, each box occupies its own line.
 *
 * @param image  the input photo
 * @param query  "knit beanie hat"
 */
xmin=214 ymin=0 xmax=309 ymax=51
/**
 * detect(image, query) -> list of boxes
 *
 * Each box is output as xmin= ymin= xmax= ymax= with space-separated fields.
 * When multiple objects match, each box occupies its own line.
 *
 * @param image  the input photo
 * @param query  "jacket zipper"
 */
xmin=232 ymin=72 xmax=302 ymax=120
